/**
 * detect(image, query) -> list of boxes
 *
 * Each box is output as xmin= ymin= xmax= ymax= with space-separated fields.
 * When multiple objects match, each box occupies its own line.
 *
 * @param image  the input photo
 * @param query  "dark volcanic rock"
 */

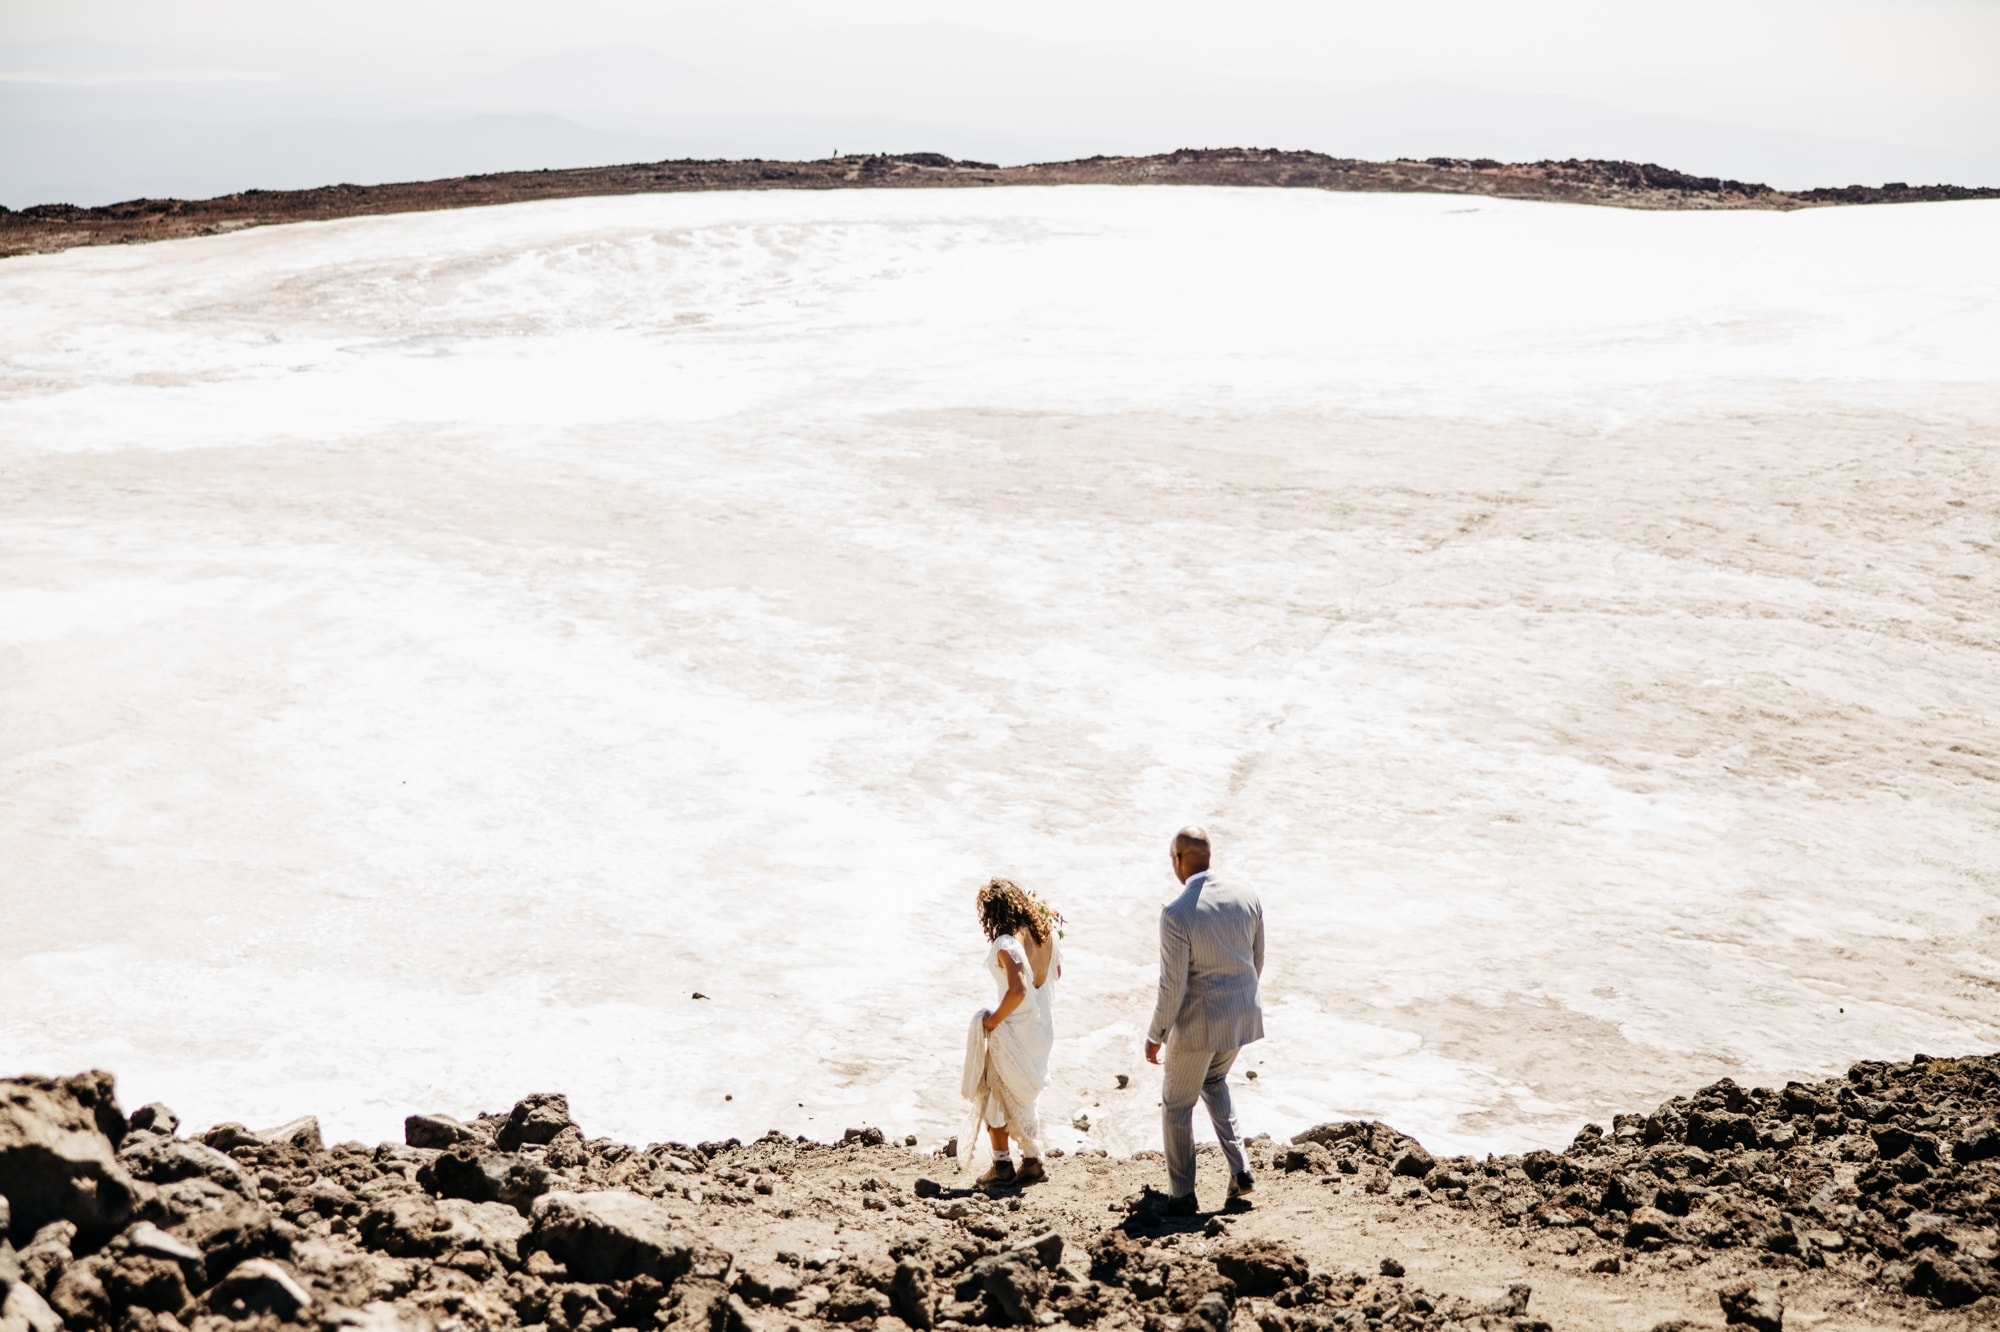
xmin=1717 ymin=1280 xmax=1782 ymax=1331
xmin=174 ymin=1198 xmax=288 ymax=1274
xmin=1903 ymin=1255 xmax=1990 ymax=1308
xmin=118 ymin=1135 xmax=249 ymax=1194
xmin=495 ymin=1094 xmax=575 ymax=1151
xmin=403 ymin=1114 xmax=481 ymax=1150
xmin=890 ymin=1258 xmax=935 ymax=1328
xmin=528 ymin=1190 xmax=726 ymax=1285
xmin=124 ymin=1106 xmax=177 ymax=1137
xmin=419 ymin=1143 xmax=551 ymax=1214
xmin=1212 ymin=1239 xmax=1309 ymax=1296
xmin=0 ymin=1074 xmax=141 ymax=1247
xmin=973 ymin=1254 xmax=1045 ymax=1325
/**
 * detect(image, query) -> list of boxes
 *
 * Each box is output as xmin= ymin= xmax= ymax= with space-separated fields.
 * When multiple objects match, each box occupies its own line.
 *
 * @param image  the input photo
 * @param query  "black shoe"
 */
xmin=1227 ymin=1171 xmax=1255 ymax=1200
xmin=977 ymin=1160 xmax=1017 ymax=1189
xmin=1015 ymin=1157 xmax=1047 ymax=1186
xmin=1164 ymin=1193 xmax=1199 ymax=1218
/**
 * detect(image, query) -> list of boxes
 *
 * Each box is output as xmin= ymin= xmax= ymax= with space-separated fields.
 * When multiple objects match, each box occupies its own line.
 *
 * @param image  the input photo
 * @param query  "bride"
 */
xmin=962 ymin=877 xmax=1062 ymax=1188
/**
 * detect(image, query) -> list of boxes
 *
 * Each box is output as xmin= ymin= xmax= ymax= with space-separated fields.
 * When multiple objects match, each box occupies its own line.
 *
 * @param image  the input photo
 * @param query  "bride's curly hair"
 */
xmin=976 ymin=877 xmax=1060 ymax=945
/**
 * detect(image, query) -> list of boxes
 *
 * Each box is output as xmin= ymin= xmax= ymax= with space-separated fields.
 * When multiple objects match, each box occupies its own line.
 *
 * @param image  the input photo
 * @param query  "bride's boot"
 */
xmin=976 ymin=1158 xmax=1017 ymax=1188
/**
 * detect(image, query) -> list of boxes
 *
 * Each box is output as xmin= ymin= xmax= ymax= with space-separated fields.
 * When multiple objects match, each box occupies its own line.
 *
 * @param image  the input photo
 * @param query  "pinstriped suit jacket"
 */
xmin=1146 ymin=870 xmax=1265 ymax=1051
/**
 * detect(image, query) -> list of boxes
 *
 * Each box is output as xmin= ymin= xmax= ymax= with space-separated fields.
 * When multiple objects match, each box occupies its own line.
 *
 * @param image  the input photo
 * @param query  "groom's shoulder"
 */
xmin=1209 ymin=874 xmax=1262 ymax=909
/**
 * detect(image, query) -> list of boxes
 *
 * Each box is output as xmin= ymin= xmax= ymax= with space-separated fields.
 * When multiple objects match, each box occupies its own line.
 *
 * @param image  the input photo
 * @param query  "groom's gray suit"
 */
xmin=1147 ymin=868 xmax=1264 ymax=1199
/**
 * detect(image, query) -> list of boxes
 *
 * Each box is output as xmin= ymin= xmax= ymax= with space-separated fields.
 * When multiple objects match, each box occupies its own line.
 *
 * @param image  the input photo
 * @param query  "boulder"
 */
xmin=733 ymin=1264 xmax=802 ymax=1308
xmin=0 ymin=1075 xmax=142 ymax=1247
xmin=1717 ymin=1281 xmax=1782 ymax=1332
xmin=419 ymin=1145 xmax=550 ymax=1215
xmin=494 ymin=1095 xmax=574 ymax=1152
xmin=199 ymin=1117 xmax=322 ymax=1155
xmin=0 ymin=1279 xmax=63 ymax=1332
xmin=1187 ymin=1292 xmax=1231 ymax=1332
xmin=111 ymin=1223 xmax=204 ymax=1284
xmin=15 ymin=1220 xmax=75 ymax=1294
xmin=1684 ymin=1110 xmax=1758 ymax=1152
xmin=1210 ymin=1240 xmax=1308 ymax=1297
xmin=402 ymin=1116 xmax=478 ymax=1151
xmin=357 ymin=1195 xmax=450 ymax=1259
xmin=528 ymin=1191 xmax=727 ymax=1285
xmin=544 ymin=1128 xmax=589 ymax=1171
xmin=173 ymin=1200 xmax=288 ymax=1275
xmin=98 ymin=1253 xmax=193 ymax=1318
xmin=46 ymin=1256 xmax=110 ymax=1328
xmin=1903 ymin=1255 xmax=1989 ymax=1308
xmin=118 ymin=1137 xmax=248 ymax=1195
xmin=434 ymin=1200 xmax=528 ymax=1263
xmin=125 ymin=1107 xmax=178 ymax=1138
xmin=1952 ymin=1119 xmax=2000 ymax=1164
xmin=203 ymin=1258 xmax=311 ymax=1319
xmin=1390 ymin=1146 xmax=1435 ymax=1179
xmin=888 ymin=1260 xmax=933 ymax=1329
xmin=973 ymin=1255 xmax=1044 ymax=1326
xmin=1625 ymin=1208 xmax=1682 ymax=1249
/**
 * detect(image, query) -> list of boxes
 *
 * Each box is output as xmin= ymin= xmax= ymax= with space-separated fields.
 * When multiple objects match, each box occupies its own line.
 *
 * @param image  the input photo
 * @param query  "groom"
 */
xmin=1144 ymin=825 xmax=1265 ymax=1216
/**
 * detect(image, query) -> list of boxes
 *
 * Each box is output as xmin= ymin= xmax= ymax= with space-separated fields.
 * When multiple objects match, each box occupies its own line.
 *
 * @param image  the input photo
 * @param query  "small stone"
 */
xmin=1115 ymin=1075 xmax=1130 ymax=1090
xmin=1591 ymin=1256 xmax=1621 ymax=1275
xmin=913 ymin=1178 xmax=943 ymax=1199
xmin=1378 ymin=1257 xmax=1404 ymax=1278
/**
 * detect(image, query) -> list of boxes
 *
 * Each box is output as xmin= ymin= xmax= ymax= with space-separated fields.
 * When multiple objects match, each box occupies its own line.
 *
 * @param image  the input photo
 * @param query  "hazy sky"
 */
xmin=4 ymin=1 xmax=1997 ymax=204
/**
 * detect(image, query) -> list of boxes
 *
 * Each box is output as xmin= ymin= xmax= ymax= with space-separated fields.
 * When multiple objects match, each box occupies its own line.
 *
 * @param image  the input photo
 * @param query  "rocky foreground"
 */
xmin=5 ymin=1055 xmax=2000 ymax=1332
xmin=3 ymin=148 xmax=1997 ymax=258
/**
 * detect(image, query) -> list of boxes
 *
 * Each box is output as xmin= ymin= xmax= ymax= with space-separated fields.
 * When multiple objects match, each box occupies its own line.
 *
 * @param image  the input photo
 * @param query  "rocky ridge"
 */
xmin=4 ymin=1055 xmax=1998 ymax=1332
xmin=3 ymin=148 xmax=1995 ymax=259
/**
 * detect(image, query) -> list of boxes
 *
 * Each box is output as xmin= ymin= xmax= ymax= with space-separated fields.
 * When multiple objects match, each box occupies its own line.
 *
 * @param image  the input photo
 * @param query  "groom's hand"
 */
xmin=1144 ymin=1039 xmax=1163 ymax=1065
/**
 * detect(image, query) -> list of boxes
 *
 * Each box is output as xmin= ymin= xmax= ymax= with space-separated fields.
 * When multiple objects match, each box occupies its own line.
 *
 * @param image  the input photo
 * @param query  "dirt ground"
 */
xmin=651 ymin=1137 xmax=1985 ymax=1332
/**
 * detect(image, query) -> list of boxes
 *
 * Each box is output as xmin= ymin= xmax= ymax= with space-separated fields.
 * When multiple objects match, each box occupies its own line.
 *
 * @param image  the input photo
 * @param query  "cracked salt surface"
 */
xmin=2 ymin=187 xmax=1997 ymax=1160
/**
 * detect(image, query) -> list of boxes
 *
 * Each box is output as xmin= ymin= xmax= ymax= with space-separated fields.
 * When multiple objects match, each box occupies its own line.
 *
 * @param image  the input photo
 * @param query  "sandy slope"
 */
xmin=4 ymin=187 xmax=1999 ymax=1158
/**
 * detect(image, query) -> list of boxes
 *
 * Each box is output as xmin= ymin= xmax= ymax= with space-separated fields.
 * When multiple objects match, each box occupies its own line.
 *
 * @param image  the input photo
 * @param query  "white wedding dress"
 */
xmin=959 ymin=932 xmax=1059 ymax=1165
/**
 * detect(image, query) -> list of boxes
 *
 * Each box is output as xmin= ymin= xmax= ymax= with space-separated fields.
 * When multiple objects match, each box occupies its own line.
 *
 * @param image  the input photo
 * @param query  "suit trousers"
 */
xmin=1160 ymin=1046 xmax=1248 ymax=1199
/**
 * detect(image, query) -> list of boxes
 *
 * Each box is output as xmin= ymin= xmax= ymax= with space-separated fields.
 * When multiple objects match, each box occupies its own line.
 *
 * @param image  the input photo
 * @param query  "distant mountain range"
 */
xmin=8 ymin=148 xmax=1997 ymax=261
xmin=4 ymin=37 xmax=1995 ymax=210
